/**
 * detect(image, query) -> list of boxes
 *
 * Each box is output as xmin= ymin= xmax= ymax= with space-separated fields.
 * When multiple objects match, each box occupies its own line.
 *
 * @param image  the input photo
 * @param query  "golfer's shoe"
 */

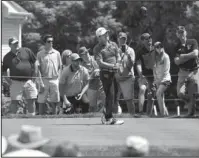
xmin=101 ymin=115 xmax=124 ymax=125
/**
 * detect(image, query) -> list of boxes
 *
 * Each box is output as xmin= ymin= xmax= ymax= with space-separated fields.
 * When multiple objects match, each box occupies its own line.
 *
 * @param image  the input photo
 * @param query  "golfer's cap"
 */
xmin=96 ymin=27 xmax=109 ymax=38
xmin=8 ymin=37 xmax=18 ymax=45
xmin=70 ymin=53 xmax=81 ymax=61
xmin=4 ymin=149 xmax=50 ymax=157
xmin=118 ymin=32 xmax=127 ymax=39
xmin=177 ymin=26 xmax=186 ymax=33
xmin=126 ymin=136 xmax=149 ymax=156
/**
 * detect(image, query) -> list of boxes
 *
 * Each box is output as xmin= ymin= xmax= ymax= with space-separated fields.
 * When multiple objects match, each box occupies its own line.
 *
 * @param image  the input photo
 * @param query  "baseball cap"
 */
xmin=8 ymin=37 xmax=18 ymax=45
xmin=140 ymin=33 xmax=151 ymax=40
xmin=118 ymin=32 xmax=127 ymax=39
xmin=177 ymin=26 xmax=186 ymax=33
xmin=125 ymin=136 xmax=149 ymax=156
xmin=78 ymin=47 xmax=90 ymax=55
xmin=70 ymin=53 xmax=82 ymax=61
xmin=154 ymin=41 xmax=163 ymax=48
xmin=96 ymin=27 xmax=109 ymax=38
xmin=62 ymin=50 xmax=72 ymax=57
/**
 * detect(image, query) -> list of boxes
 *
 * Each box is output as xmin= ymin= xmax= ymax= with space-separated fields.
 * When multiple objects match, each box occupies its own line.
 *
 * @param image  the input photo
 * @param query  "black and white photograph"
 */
xmin=1 ymin=0 xmax=199 ymax=157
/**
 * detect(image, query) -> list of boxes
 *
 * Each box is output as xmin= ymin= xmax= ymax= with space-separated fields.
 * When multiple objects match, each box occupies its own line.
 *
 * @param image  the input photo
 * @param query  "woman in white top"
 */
xmin=153 ymin=42 xmax=171 ymax=116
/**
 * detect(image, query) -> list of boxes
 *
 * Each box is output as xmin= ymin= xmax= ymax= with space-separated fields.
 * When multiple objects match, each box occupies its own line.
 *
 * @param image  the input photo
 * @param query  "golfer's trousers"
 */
xmin=100 ymin=71 xmax=118 ymax=119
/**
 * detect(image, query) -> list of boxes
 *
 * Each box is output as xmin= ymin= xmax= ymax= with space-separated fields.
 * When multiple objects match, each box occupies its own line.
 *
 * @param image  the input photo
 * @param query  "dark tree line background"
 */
xmin=14 ymin=1 xmax=199 ymax=105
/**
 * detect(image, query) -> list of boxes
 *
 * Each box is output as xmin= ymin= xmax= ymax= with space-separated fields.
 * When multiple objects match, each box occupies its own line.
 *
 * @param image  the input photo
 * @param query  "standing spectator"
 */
xmin=116 ymin=32 xmax=136 ymax=115
xmin=135 ymin=33 xmax=155 ymax=117
xmin=61 ymin=49 xmax=72 ymax=69
xmin=174 ymin=26 xmax=199 ymax=117
xmin=37 ymin=34 xmax=62 ymax=115
xmin=93 ymin=27 xmax=124 ymax=125
xmin=153 ymin=42 xmax=171 ymax=117
xmin=60 ymin=49 xmax=72 ymax=114
xmin=2 ymin=37 xmax=38 ymax=116
xmin=59 ymin=53 xmax=90 ymax=113
xmin=78 ymin=46 xmax=105 ymax=112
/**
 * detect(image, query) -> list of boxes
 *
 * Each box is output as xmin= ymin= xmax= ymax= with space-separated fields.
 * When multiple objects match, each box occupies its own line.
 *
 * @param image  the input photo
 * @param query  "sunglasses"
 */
xmin=46 ymin=40 xmax=53 ymax=43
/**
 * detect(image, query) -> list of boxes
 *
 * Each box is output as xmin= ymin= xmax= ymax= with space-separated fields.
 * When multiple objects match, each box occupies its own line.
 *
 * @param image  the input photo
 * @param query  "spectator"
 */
xmin=61 ymin=49 xmax=72 ymax=69
xmin=2 ymin=136 xmax=8 ymax=155
xmin=37 ymin=34 xmax=62 ymax=115
xmin=135 ymin=33 xmax=155 ymax=117
xmin=116 ymin=32 xmax=136 ymax=115
xmin=7 ymin=125 xmax=50 ymax=151
xmin=4 ymin=149 xmax=50 ymax=157
xmin=121 ymin=136 xmax=149 ymax=157
xmin=153 ymin=42 xmax=171 ymax=117
xmin=59 ymin=53 xmax=90 ymax=113
xmin=93 ymin=27 xmax=124 ymax=125
xmin=174 ymin=26 xmax=199 ymax=117
xmin=42 ymin=140 xmax=82 ymax=157
xmin=78 ymin=46 xmax=105 ymax=112
xmin=2 ymin=37 xmax=38 ymax=116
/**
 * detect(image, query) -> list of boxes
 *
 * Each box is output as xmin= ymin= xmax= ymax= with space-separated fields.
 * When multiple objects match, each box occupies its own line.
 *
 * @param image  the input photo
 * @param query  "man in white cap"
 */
xmin=59 ymin=53 xmax=90 ymax=113
xmin=93 ymin=27 xmax=124 ymax=125
xmin=2 ymin=37 xmax=38 ymax=116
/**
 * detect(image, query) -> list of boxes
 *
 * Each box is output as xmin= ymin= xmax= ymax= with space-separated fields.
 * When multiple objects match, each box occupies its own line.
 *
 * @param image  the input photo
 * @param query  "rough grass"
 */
xmin=79 ymin=145 xmax=199 ymax=156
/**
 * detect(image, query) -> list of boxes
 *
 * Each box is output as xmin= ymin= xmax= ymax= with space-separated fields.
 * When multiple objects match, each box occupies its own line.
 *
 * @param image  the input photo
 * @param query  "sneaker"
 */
xmin=101 ymin=116 xmax=124 ymax=125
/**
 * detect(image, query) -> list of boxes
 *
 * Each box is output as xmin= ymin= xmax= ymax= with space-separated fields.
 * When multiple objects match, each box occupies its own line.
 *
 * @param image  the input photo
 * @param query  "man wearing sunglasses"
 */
xmin=93 ymin=27 xmax=124 ymax=125
xmin=174 ymin=26 xmax=199 ymax=117
xmin=37 ymin=34 xmax=62 ymax=115
xmin=2 ymin=37 xmax=38 ymax=116
xmin=136 ymin=33 xmax=155 ymax=117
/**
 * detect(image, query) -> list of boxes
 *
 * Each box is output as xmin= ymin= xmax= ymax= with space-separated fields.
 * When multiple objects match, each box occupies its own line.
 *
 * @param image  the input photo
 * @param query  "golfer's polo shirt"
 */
xmin=2 ymin=48 xmax=36 ymax=81
xmin=175 ymin=39 xmax=199 ymax=71
xmin=37 ymin=48 xmax=62 ymax=79
xmin=59 ymin=65 xmax=90 ymax=97
xmin=94 ymin=41 xmax=120 ymax=71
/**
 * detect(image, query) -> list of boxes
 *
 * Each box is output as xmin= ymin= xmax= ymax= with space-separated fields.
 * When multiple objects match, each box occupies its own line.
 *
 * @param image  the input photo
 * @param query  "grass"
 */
xmin=79 ymin=145 xmax=199 ymax=156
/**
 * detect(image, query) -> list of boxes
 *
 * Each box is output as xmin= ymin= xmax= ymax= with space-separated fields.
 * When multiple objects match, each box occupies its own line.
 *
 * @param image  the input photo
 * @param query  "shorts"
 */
xmin=138 ymin=76 xmax=153 ymax=88
xmin=37 ymin=78 xmax=60 ymax=103
xmin=10 ymin=80 xmax=38 ymax=100
xmin=118 ymin=77 xmax=134 ymax=100
xmin=177 ymin=69 xmax=199 ymax=98
xmin=160 ymin=81 xmax=171 ymax=87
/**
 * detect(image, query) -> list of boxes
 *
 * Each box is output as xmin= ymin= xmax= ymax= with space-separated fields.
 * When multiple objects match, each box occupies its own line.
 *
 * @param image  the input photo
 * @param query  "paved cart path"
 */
xmin=2 ymin=118 xmax=199 ymax=149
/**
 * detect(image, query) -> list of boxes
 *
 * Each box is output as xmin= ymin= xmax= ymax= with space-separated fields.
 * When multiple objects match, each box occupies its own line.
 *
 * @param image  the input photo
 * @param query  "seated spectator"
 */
xmin=7 ymin=125 xmax=50 ymax=151
xmin=153 ymin=41 xmax=171 ymax=117
xmin=121 ymin=136 xmax=149 ymax=157
xmin=2 ymin=136 xmax=8 ymax=155
xmin=59 ymin=53 xmax=90 ymax=114
xmin=78 ymin=46 xmax=105 ymax=112
xmin=4 ymin=149 xmax=50 ymax=157
xmin=41 ymin=140 xmax=82 ymax=157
